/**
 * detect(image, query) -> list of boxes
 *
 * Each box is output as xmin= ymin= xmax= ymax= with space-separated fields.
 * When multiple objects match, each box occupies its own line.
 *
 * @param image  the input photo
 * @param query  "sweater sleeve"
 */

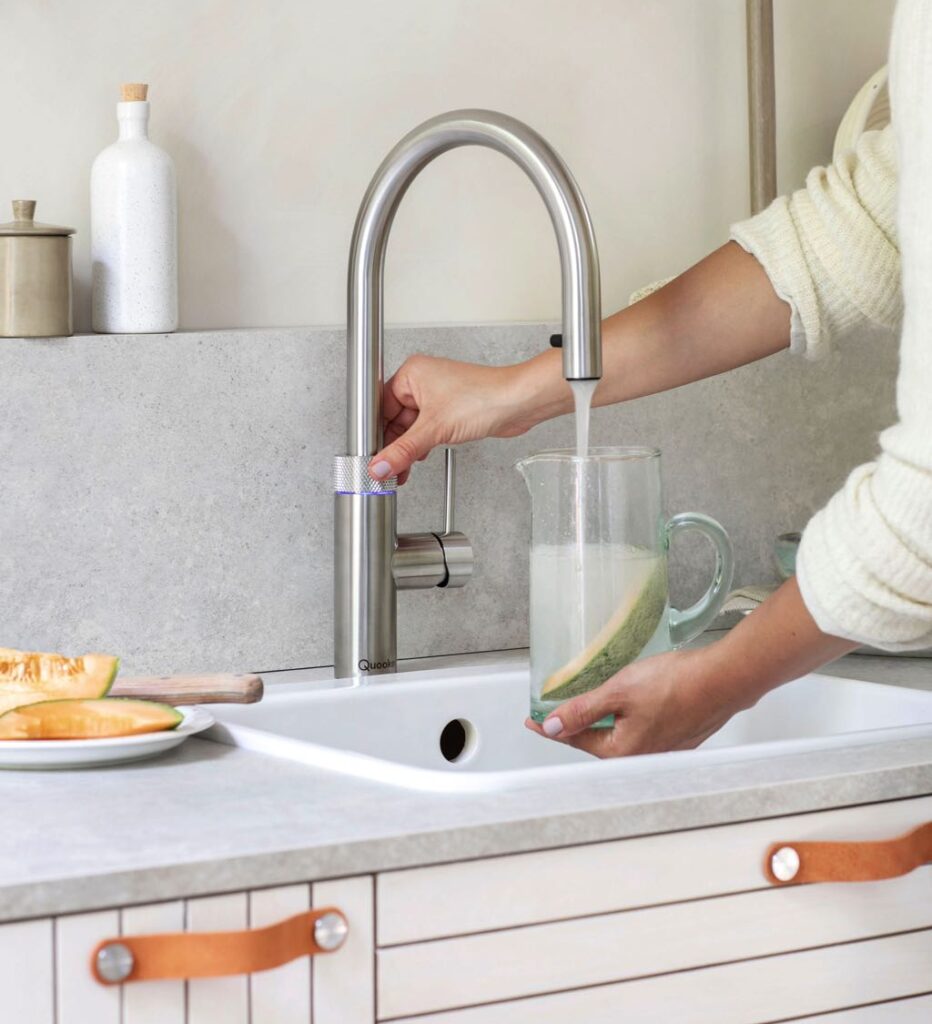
xmin=782 ymin=0 xmax=932 ymax=650
xmin=730 ymin=125 xmax=900 ymax=360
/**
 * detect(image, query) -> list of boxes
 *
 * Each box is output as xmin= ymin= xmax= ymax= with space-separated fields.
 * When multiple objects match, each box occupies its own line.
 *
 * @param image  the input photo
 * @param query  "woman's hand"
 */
xmin=368 ymin=353 xmax=570 ymax=484
xmin=524 ymin=645 xmax=750 ymax=757
xmin=526 ymin=578 xmax=857 ymax=758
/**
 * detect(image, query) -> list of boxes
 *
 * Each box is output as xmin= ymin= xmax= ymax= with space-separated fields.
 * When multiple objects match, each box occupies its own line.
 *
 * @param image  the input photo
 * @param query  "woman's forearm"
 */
xmin=370 ymin=242 xmax=792 ymax=479
xmin=701 ymin=577 xmax=858 ymax=711
xmin=515 ymin=241 xmax=793 ymax=426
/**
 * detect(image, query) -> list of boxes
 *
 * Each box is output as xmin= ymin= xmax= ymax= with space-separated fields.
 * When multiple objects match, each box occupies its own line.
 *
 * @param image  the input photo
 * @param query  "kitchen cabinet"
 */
xmin=5 ymin=795 xmax=930 ymax=1022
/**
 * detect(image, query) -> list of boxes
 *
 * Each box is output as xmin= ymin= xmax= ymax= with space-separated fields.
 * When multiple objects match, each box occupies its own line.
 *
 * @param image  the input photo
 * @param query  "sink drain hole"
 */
xmin=439 ymin=718 xmax=476 ymax=763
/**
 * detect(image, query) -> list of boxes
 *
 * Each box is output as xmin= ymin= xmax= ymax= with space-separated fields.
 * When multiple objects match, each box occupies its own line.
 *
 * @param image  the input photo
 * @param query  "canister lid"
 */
xmin=0 ymin=200 xmax=75 ymax=236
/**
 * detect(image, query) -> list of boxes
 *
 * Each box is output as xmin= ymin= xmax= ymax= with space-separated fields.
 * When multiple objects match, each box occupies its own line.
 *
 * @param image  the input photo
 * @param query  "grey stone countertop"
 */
xmin=1 ymin=647 xmax=930 ymax=924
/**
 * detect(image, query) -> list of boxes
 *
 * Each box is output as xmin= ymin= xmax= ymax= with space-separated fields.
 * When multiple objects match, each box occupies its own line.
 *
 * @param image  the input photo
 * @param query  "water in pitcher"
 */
xmin=529 ymin=542 xmax=669 ymax=720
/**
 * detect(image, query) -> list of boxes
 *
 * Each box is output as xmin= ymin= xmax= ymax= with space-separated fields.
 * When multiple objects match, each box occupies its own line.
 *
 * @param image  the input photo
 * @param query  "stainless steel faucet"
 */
xmin=333 ymin=109 xmax=602 ymax=679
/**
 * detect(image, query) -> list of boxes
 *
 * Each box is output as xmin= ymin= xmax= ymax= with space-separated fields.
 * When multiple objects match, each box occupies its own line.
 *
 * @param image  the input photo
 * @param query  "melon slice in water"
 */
xmin=541 ymin=558 xmax=667 ymax=701
xmin=0 ymin=648 xmax=119 ymax=716
xmin=0 ymin=698 xmax=182 ymax=740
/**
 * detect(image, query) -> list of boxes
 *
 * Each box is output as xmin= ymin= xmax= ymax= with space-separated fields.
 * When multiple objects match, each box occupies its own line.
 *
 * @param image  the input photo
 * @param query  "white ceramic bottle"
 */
xmin=91 ymin=83 xmax=177 ymax=333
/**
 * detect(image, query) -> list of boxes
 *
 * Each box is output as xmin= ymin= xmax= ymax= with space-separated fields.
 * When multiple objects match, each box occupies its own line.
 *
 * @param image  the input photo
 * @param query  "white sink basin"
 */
xmin=207 ymin=659 xmax=932 ymax=792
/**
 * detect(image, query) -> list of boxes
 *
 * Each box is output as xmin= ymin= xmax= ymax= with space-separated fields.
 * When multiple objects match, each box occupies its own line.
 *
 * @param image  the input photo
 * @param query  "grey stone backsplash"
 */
xmin=1 ymin=324 xmax=897 ymax=675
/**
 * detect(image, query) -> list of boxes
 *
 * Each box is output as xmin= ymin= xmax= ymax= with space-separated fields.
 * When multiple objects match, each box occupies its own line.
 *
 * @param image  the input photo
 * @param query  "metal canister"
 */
xmin=0 ymin=200 xmax=74 ymax=337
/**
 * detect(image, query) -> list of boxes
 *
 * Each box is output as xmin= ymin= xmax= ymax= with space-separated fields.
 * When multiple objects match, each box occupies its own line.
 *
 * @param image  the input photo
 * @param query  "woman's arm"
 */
xmin=369 ymin=242 xmax=790 ymax=481
xmin=370 ymin=121 xmax=899 ymax=484
xmin=794 ymin=2 xmax=932 ymax=651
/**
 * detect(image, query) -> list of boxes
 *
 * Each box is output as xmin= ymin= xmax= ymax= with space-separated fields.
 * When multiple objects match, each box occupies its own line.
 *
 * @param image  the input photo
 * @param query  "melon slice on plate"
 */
xmin=0 ymin=698 xmax=182 ymax=740
xmin=0 ymin=648 xmax=119 ymax=716
xmin=541 ymin=558 xmax=667 ymax=701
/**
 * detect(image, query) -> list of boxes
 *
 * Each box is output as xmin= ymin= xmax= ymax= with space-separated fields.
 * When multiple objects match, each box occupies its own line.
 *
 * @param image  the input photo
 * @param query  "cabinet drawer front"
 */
xmin=186 ymin=892 xmax=249 ymax=1024
xmin=57 ymin=910 xmax=121 ymax=1024
xmin=249 ymin=885 xmax=312 ymax=1024
xmin=41 ymin=877 xmax=372 ymax=1024
xmin=313 ymin=876 xmax=375 ymax=1024
xmin=385 ymin=929 xmax=932 ymax=1024
xmin=379 ymin=867 xmax=932 ymax=1018
xmin=0 ymin=918 xmax=53 ymax=1024
xmin=794 ymin=994 xmax=932 ymax=1022
xmin=123 ymin=901 xmax=186 ymax=1024
xmin=378 ymin=795 xmax=932 ymax=944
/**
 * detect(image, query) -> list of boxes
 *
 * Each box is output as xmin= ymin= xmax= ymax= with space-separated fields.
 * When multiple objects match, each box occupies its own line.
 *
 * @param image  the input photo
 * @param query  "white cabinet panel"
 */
xmin=122 ymin=901 xmax=185 ymax=1024
xmin=795 ymin=994 xmax=932 ymax=1021
xmin=249 ymin=884 xmax=311 ymax=1024
xmin=379 ymin=866 xmax=932 ymax=1018
xmin=387 ymin=929 xmax=932 ymax=1024
xmin=313 ymin=876 xmax=374 ymax=1024
xmin=55 ymin=910 xmax=121 ymax=1024
xmin=0 ymin=918 xmax=53 ymax=1024
xmin=378 ymin=794 xmax=932 ymax=944
xmin=186 ymin=892 xmax=248 ymax=1024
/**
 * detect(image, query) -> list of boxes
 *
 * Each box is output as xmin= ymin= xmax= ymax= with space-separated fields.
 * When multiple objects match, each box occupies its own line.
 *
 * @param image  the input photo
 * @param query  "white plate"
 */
xmin=0 ymin=706 xmax=214 ymax=770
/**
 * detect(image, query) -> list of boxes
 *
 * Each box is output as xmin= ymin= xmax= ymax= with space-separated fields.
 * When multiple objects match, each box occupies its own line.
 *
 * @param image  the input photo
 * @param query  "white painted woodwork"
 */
xmin=378 ymin=795 xmax=932 ymax=943
xmin=379 ymin=866 xmax=932 ymax=1017
xmin=55 ymin=910 xmax=121 ymax=1024
xmin=0 ymin=918 xmax=53 ymax=1024
xmin=122 ymin=901 xmax=185 ymax=1024
xmin=313 ymin=876 xmax=374 ymax=1024
xmin=794 ymin=994 xmax=932 ymax=1021
xmin=249 ymin=884 xmax=312 ymax=1024
xmin=386 ymin=929 xmax=932 ymax=1024
xmin=186 ymin=892 xmax=248 ymax=1024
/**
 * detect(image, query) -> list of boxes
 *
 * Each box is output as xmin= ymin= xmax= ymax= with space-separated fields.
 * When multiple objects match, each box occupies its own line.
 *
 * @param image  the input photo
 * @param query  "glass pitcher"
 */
xmin=516 ymin=447 xmax=734 ymax=725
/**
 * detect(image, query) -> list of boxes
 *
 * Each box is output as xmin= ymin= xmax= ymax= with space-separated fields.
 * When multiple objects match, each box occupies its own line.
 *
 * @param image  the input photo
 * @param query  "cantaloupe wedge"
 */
xmin=0 ymin=648 xmax=119 ymax=716
xmin=0 ymin=698 xmax=182 ymax=740
xmin=541 ymin=559 xmax=667 ymax=701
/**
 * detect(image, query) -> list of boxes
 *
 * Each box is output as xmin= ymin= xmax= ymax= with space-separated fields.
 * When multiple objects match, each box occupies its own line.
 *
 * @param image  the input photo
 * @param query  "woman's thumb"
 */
xmin=543 ymin=686 xmax=616 ymax=738
xmin=368 ymin=421 xmax=437 ymax=481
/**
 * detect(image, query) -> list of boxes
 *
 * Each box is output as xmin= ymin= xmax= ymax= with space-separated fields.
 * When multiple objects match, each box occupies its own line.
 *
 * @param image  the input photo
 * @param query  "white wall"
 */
xmin=2 ymin=0 xmax=893 ymax=332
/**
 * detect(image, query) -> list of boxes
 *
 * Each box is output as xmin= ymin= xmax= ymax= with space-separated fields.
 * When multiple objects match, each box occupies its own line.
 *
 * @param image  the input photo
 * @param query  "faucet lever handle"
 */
xmin=437 ymin=446 xmax=472 ymax=588
xmin=441 ymin=446 xmax=456 ymax=535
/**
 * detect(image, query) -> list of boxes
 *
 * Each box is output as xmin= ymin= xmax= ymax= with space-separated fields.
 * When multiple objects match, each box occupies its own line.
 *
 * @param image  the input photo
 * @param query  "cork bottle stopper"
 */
xmin=12 ymin=200 xmax=36 ymax=223
xmin=120 ymin=83 xmax=149 ymax=102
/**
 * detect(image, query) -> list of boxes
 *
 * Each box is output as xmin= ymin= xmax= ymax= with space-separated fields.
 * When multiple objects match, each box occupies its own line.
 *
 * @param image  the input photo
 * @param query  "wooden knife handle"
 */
xmin=110 ymin=674 xmax=263 ymax=705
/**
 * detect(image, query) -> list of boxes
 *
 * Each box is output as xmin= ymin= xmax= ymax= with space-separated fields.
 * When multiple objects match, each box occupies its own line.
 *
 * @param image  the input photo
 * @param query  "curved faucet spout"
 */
xmin=346 ymin=108 xmax=602 ymax=456
xmin=335 ymin=109 xmax=602 ymax=679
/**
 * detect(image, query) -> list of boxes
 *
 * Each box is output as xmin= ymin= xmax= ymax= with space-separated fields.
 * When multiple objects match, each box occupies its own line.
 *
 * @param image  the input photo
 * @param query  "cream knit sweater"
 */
xmin=731 ymin=0 xmax=932 ymax=650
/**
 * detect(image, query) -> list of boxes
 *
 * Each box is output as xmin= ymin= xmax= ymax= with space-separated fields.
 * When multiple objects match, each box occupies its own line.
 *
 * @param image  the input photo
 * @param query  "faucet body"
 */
xmin=334 ymin=109 xmax=602 ymax=679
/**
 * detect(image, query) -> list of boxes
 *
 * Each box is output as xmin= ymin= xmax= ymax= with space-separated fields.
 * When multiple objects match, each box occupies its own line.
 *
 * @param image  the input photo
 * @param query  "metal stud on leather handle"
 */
xmin=769 ymin=846 xmax=800 ymax=882
xmin=764 ymin=822 xmax=932 ymax=885
xmin=314 ymin=910 xmax=349 ymax=951
xmin=90 ymin=906 xmax=348 ymax=985
xmin=95 ymin=942 xmax=135 ymax=983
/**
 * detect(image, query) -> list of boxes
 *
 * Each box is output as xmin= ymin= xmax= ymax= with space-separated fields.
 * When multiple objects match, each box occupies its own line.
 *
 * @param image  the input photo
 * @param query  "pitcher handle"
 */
xmin=665 ymin=512 xmax=734 ymax=647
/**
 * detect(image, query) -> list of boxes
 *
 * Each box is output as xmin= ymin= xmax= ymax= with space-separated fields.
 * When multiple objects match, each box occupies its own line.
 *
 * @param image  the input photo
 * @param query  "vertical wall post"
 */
xmin=746 ymin=0 xmax=777 ymax=214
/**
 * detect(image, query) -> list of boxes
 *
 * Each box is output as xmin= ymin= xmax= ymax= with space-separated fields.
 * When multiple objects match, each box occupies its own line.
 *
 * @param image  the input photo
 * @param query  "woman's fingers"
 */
xmin=383 ymin=409 xmax=419 ymax=448
xmin=524 ymin=718 xmax=625 ymax=757
xmin=369 ymin=417 xmax=439 ymax=480
xmin=381 ymin=369 xmax=409 ymax=425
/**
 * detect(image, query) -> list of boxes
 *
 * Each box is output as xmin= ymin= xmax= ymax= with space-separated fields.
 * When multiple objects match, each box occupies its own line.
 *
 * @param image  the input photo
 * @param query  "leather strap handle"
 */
xmin=764 ymin=822 xmax=932 ymax=885
xmin=91 ymin=906 xmax=348 ymax=985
